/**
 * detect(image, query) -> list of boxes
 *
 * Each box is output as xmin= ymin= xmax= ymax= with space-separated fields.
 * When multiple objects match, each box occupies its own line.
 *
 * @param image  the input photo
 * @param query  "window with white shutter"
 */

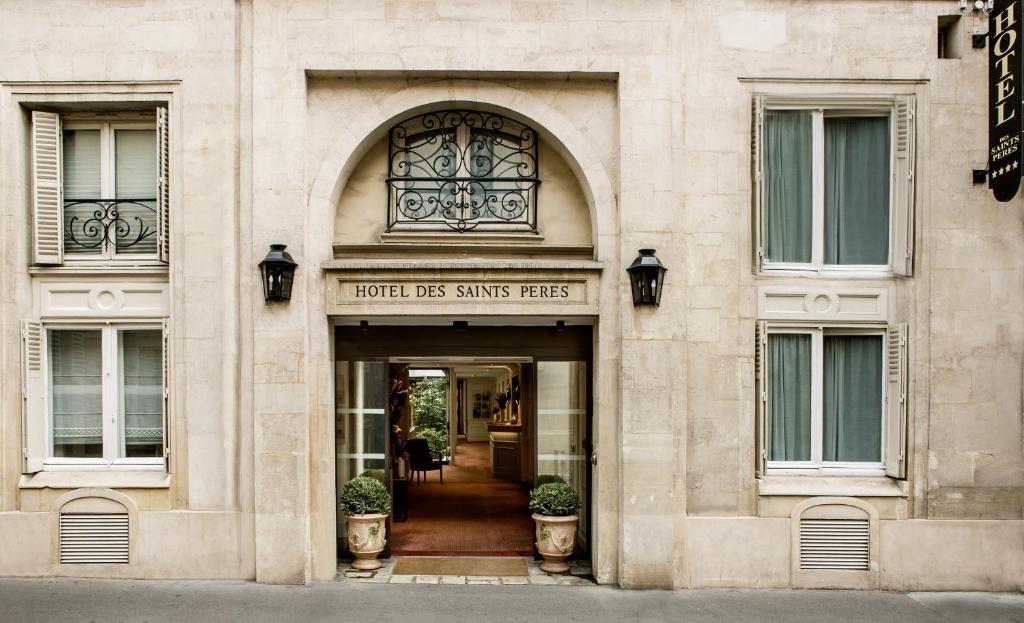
xmin=755 ymin=323 xmax=908 ymax=477
xmin=24 ymin=324 xmax=167 ymax=471
xmin=31 ymin=111 xmax=63 ymax=265
xmin=885 ymin=323 xmax=908 ymax=478
xmin=29 ymin=107 xmax=169 ymax=266
xmin=751 ymin=95 xmax=916 ymax=276
xmin=21 ymin=320 xmax=45 ymax=473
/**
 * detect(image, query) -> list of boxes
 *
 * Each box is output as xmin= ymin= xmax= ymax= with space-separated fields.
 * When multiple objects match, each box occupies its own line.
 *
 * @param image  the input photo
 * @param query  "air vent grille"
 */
xmin=799 ymin=519 xmax=869 ymax=571
xmin=59 ymin=513 xmax=129 ymax=564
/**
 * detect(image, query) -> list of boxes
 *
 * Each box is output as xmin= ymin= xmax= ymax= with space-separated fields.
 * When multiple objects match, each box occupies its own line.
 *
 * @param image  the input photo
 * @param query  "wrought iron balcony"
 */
xmin=387 ymin=110 xmax=540 ymax=233
xmin=63 ymin=198 xmax=157 ymax=254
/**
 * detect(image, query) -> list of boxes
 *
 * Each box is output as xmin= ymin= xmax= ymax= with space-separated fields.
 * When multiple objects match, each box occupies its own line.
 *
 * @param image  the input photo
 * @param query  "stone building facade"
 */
xmin=0 ymin=0 xmax=1021 ymax=589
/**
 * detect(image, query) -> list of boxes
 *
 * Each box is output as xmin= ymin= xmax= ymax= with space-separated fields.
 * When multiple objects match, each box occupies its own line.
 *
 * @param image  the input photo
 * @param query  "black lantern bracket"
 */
xmin=626 ymin=248 xmax=668 ymax=307
xmin=259 ymin=243 xmax=298 ymax=302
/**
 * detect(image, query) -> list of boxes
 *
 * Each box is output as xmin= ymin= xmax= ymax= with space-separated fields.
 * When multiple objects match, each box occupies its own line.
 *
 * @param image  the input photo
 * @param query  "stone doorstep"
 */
xmin=338 ymin=559 xmax=596 ymax=587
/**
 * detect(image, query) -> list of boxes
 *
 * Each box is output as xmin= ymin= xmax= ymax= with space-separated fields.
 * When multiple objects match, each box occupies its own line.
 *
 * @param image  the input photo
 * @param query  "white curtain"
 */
xmin=49 ymin=329 xmax=103 ymax=458
xmin=114 ymin=129 xmax=159 ymax=255
xmin=120 ymin=330 xmax=163 ymax=458
xmin=62 ymin=130 xmax=103 ymax=254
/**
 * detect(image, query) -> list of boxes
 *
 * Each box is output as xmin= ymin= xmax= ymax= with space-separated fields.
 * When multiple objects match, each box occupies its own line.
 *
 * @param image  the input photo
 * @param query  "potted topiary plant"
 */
xmin=528 ymin=481 xmax=581 ymax=573
xmin=340 ymin=476 xmax=392 ymax=570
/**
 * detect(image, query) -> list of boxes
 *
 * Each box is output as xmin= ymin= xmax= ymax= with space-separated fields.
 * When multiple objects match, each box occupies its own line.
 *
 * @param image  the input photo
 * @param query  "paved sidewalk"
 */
xmin=0 ymin=578 xmax=1022 ymax=622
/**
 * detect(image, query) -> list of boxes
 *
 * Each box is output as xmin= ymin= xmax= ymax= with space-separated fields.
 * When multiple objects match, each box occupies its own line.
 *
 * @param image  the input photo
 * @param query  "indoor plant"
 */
xmin=528 ymin=481 xmax=580 ymax=573
xmin=340 ymin=476 xmax=392 ymax=570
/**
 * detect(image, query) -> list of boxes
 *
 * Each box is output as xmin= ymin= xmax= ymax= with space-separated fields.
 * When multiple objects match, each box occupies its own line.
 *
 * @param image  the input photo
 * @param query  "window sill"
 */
xmin=759 ymin=267 xmax=896 ymax=280
xmin=19 ymin=471 xmax=171 ymax=489
xmin=758 ymin=475 xmax=907 ymax=497
xmin=30 ymin=264 xmax=169 ymax=277
xmin=379 ymin=231 xmax=544 ymax=245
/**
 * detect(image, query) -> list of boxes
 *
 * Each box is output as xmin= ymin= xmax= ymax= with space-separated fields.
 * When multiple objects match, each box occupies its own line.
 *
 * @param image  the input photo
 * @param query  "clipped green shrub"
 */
xmin=528 ymin=482 xmax=580 ymax=517
xmin=413 ymin=427 xmax=448 ymax=458
xmin=536 ymin=474 xmax=567 ymax=487
xmin=339 ymin=476 xmax=392 ymax=516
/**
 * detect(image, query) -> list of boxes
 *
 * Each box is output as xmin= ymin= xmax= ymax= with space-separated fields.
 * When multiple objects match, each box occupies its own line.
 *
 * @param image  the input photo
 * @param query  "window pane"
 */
xmin=768 ymin=333 xmax=812 ymax=461
xmin=120 ymin=330 xmax=163 ymax=458
xmin=404 ymin=129 xmax=457 ymax=178
xmin=824 ymin=116 xmax=891 ymax=265
xmin=62 ymin=130 xmax=103 ymax=255
xmin=765 ymin=111 xmax=813 ymax=263
xmin=49 ymin=329 xmax=103 ymax=458
xmin=114 ymin=130 xmax=158 ymax=255
xmin=823 ymin=335 xmax=883 ymax=463
xmin=63 ymin=130 xmax=101 ymax=199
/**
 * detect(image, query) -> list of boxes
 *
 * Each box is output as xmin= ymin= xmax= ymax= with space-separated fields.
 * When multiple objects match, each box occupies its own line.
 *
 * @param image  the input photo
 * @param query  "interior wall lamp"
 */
xmin=626 ymin=248 xmax=667 ymax=307
xmin=258 ymin=243 xmax=297 ymax=303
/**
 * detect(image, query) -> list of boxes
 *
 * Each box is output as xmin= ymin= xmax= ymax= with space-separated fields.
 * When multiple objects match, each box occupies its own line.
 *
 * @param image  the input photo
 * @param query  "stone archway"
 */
xmin=257 ymin=78 xmax=622 ymax=584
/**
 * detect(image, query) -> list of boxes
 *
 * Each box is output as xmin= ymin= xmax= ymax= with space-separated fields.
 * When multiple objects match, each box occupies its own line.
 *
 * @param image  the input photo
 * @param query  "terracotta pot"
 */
xmin=532 ymin=513 xmax=578 ymax=573
xmin=346 ymin=513 xmax=388 ymax=570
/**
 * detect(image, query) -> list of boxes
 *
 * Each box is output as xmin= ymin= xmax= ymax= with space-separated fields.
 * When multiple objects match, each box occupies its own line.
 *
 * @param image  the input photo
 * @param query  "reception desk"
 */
xmin=487 ymin=423 xmax=521 ymax=481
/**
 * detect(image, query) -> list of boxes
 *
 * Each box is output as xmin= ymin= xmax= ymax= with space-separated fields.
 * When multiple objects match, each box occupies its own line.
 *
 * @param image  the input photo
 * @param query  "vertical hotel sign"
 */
xmin=991 ymin=0 xmax=1023 ymax=201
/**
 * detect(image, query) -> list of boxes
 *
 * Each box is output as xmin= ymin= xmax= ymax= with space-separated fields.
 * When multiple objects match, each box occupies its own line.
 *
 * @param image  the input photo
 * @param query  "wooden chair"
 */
xmin=407 ymin=438 xmax=443 ymax=484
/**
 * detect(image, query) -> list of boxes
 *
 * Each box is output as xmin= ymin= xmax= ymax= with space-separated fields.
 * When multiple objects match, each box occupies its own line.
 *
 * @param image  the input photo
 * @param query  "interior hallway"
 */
xmin=391 ymin=442 xmax=534 ymax=556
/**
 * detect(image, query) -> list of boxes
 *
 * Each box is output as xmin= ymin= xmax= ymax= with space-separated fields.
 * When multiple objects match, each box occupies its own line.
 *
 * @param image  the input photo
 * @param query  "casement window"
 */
xmin=386 ymin=109 xmax=539 ymax=233
xmin=21 ymin=320 xmax=169 ymax=471
xmin=755 ymin=322 xmax=907 ymax=478
xmin=31 ymin=108 xmax=169 ymax=265
xmin=751 ymin=96 xmax=915 ymax=276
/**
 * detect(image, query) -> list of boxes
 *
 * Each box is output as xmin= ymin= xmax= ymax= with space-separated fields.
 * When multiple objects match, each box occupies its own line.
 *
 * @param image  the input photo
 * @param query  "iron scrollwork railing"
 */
xmin=63 ymin=199 xmax=158 ymax=255
xmin=387 ymin=110 xmax=540 ymax=233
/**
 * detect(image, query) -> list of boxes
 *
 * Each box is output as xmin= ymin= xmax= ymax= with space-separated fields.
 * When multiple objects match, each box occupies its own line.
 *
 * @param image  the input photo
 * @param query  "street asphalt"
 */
xmin=0 ymin=578 xmax=1021 ymax=622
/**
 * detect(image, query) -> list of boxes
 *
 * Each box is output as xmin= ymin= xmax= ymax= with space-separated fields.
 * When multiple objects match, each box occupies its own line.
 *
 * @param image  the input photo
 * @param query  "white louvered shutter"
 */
xmin=751 ymin=96 xmax=766 ymax=273
xmin=31 ymin=111 xmax=63 ymax=265
xmin=885 ymin=323 xmax=908 ymax=479
xmin=157 ymin=106 xmax=170 ymax=264
xmin=162 ymin=318 xmax=170 ymax=469
xmin=21 ymin=320 xmax=45 ymax=473
xmin=892 ymin=96 xmax=915 ymax=277
xmin=754 ymin=320 xmax=768 ymax=477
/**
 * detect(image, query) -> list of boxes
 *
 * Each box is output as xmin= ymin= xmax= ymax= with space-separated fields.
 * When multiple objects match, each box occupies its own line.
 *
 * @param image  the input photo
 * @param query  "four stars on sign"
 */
xmin=991 ymin=160 xmax=1020 ymax=178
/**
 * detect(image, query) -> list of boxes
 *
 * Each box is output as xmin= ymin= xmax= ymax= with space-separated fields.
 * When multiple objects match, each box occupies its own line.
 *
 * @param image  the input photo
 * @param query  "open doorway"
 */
xmin=394 ymin=363 xmax=532 ymax=556
xmin=334 ymin=324 xmax=592 ymax=560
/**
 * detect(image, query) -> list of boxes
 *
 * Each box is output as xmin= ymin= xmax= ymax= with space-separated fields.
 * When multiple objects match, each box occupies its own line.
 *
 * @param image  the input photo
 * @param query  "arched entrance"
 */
xmin=300 ymin=81 xmax=620 ymax=584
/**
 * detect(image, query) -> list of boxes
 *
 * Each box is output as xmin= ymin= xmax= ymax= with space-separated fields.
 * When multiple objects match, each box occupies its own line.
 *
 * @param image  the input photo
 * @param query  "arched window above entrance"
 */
xmin=387 ymin=110 xmax=540 ymax=233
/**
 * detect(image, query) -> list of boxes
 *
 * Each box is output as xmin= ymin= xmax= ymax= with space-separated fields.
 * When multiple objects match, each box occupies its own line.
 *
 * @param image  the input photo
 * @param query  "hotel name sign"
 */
xmin=334 ymin=278 xmax=589 ymax=305
xmin=991 ymin=0 xmax=1023 ymax=202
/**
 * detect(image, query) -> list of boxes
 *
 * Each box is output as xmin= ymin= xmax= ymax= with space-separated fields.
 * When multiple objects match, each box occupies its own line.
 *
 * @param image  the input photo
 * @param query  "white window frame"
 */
xmin=761 ymin=104 xmax=895 ymax=276
xmin=765 ymin=324 xmax=887 ymax=477
xmin=61 ymin=119 xmax=160 ymax=263
xmin=42 ymin=322 xmax=164 ymax=471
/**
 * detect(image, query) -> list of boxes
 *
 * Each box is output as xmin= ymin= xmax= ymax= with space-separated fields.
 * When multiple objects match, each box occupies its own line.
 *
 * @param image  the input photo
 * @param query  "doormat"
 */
xmin=391 ymin=557 xmax=529 ymax=577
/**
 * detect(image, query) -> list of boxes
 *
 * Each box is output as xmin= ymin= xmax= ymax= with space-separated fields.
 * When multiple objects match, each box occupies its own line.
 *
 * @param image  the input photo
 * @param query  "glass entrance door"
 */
xmin=535 ymin=360 xmax=589 ymax=549
xmin=335 ymin=360 xmax=389 ymax=552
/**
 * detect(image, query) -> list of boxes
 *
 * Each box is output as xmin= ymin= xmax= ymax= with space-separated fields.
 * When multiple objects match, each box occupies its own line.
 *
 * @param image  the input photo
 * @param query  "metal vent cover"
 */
xmin=59 ymin=513 xmax=129 ymax=564
xmin=799 ymin=519 xmax=869 ymax=571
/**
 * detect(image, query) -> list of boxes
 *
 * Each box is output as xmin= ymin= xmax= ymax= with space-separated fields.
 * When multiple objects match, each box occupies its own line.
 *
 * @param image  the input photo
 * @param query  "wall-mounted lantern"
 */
xmin=626 ymin=248 xmax=667 ymax=307
xmin=258 ymin=243 xmax=297 ymax=302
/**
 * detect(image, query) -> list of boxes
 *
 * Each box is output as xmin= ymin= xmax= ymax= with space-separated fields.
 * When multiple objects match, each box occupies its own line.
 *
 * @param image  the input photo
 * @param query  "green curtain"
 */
xmin=824 ymin=117 xmax=890 ymax=265
xmin=765 ymin=111 xmax=813 ymax=263
xmin=768 ymin=334 xmax=811 ymax=461
xmin=823 ymin=335 xmax=883 ymax=462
